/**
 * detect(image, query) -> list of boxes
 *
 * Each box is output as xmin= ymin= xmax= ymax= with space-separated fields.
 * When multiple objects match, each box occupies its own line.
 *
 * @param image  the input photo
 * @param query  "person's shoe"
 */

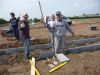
xmin=25 ymin=55 xmax=32 ymax=62
xmin=15 ymin=40 xmax=19 ymax=43
xmin=52 ymin=49 xmax=55 ymax=51
xmin=25 ymin=59 xmax=29 ymax=62
xmin=29 ymin=56 xmax=32 ymax=60
xmin=27 ymin=55 xmax=32 ymax=60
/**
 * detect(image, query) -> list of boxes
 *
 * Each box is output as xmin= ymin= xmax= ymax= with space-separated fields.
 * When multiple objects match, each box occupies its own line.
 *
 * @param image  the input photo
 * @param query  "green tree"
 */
xmin=33 ymin=18 xmax=38 ymax=23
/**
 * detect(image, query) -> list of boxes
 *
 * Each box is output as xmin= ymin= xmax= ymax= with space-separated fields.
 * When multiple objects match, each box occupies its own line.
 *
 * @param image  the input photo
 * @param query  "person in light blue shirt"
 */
xmin=54 ymin=11 xmax=75 ymax=54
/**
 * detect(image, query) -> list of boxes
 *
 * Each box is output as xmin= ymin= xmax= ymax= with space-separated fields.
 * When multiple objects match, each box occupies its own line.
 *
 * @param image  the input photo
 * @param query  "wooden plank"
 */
xmin=49 ymin=62 xmax=68 ymax=73
xmin=31 ymin=58 xmax=35 ymax=75
xmin=56 ymin=54 xmax=69 ymax=62
xmin=29 ymin=59 xmax=40 ymax=75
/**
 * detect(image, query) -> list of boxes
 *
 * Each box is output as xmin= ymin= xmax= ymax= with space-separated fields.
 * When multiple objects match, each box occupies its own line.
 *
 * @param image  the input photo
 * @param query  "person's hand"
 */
xmin=19 ymin=35 xmax=22 ymax=40
xmin=72 ymin=32 xmax=76 ymax=39
xmin=19 ymin=31 xmax=22 ymax=40
xmin=46 ymin=16 xmax=49 ymax=20
xmin=72 ymin=32 xmax=75 ymax=36
xmin=45 ymin=16 xmax=49 ymax=24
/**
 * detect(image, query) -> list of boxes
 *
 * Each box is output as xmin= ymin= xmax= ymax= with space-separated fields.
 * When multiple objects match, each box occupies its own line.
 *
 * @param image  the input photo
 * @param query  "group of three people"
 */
xmin=46 ymin=11 xmax=75 ymax=54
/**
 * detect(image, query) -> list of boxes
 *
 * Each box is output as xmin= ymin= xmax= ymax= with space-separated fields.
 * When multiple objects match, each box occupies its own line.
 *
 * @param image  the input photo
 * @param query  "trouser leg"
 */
xmin=54 ymin=35 xmax=60 ymax=54
xmin=15 ymin=28 xmax=19 ymax=41
xmin=13 ymin=27 xmax=19 ymax=41
xmin=50 ymin=32 xmax=55 ymax=51
xmin=23 ymin=38 xmax=31 ymax=60
xmin=61 ymin=35 xmax=66 ymax=50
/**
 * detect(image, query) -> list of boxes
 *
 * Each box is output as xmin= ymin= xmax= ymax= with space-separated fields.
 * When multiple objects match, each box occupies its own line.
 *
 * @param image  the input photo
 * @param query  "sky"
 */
xmin=0 ymin=0 xmax=100 ymax=20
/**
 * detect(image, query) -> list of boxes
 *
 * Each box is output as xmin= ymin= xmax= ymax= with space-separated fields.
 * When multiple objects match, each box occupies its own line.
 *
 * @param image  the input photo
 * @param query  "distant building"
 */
xmin=80 ymin=13 xmax=100 ymax=17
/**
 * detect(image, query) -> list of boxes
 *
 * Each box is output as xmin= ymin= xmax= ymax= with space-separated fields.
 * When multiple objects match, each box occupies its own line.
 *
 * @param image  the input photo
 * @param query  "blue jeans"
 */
xmin=12 ymin=27 xmax=19 ymax=41
xmin=23 ymin=38 xmax=31 ymax=60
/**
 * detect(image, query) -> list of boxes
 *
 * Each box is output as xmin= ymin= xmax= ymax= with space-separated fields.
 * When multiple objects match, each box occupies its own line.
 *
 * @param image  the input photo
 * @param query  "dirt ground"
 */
xmin=0 ymin=18 xmax=100 ymax=44
xmin=0 ymin=50 xmax=100 ymax=75
xmin=0 ymin=18 xmax=100 ymax=75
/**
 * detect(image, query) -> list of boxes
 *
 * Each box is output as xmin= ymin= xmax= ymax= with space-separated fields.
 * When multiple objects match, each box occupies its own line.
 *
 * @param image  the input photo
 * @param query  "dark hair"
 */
xmin=10 ymin=12 xmax=15 ymax=16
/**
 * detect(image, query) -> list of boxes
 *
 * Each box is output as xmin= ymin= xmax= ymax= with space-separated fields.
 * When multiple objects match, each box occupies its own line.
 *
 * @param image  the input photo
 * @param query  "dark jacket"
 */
xmin=20 ymin=20 xmax=30 ymax=40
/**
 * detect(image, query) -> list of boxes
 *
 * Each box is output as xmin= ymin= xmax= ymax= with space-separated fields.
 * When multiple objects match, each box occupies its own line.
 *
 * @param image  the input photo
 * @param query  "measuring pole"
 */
xmin=38 ymin=1 xmax=44 ymax=23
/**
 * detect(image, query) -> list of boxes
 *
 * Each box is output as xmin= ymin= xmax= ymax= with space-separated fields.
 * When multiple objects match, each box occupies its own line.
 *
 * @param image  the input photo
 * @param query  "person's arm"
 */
xmin=19 ymin=22 xmax=25 ymax=39
xmin=66 ymin=22 xmax=75 ymax=36
xmin=17 ymin=14 xmax=21 ymax=22
xmin=17 ymin=17 xmax=20 ymax=22
xmin=46 ymin=22 xmax=50 ymax=29
xmin=19 ymin=30 xmax=23 ymax=38
xmin=45 ymin=16 xmax=50 ymax=30
xmin=9 ymin=19 xmax=12 ymax=30
xmin=20 ymin=22 xmax=25 ymax=29
xmin=45 ymin=16 xmax=49 ymax=28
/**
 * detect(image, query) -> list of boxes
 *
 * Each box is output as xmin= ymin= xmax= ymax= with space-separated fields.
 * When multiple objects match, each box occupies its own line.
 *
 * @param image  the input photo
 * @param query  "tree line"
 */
xmin=0 ymin=18 xmax=8 ymax=24
xmin=0 ymin=16 xmax=100 ymax=24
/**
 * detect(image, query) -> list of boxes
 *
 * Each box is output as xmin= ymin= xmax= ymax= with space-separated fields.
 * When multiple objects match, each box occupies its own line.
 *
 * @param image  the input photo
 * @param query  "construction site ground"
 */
xmin=0 ymin=18 xmax=100 ymax=75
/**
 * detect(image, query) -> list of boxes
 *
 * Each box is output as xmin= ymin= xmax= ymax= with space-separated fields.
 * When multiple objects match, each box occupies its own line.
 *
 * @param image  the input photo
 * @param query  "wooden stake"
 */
xmin=30 ymin=58 xmax=40 ymax=75
xmin=49 ymin=62 xmax=68 ymax=73
xmin=38 ymin=1 xmax=44 ymax=22
xmin=31 ymin=58 xmax=35 ymax=75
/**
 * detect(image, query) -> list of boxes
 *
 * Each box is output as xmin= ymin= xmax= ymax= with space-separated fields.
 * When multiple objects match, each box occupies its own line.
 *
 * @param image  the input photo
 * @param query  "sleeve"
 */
xmin=65 ymin=21 xmax=73 ymax=33
xmin=9 ymin=19 xmax=11 ymax=23
xmin=9 ymin=19 xmax=12 ymax=30
xmin=19 ymin=21 xmax=25 ymax=31
xmin=16 ymin=17 xmax=20 ymax=22
xmin=46 ymin=21 xmax=51 ymax=29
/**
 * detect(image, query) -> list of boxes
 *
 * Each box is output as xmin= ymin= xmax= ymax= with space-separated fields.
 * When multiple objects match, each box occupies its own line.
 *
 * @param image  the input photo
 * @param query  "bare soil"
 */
xmin=0 ymin=18 xmax=100 ymax=75
xmin=0 ymin=50 xmax=100 ymax=75
xmin=0 ymin=18 xmax=100 ymax=44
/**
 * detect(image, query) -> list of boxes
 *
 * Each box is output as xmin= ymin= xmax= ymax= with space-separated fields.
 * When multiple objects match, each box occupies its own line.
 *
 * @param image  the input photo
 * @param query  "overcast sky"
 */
xmin=0 ymin=0 xmax=100 ymax=20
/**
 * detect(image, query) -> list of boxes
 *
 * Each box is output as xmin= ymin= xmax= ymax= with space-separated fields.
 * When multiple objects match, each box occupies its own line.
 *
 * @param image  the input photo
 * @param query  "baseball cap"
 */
xmin=23 ymin=13 xmax=28 ymax=17
xmin=56 ymin=11 xmax=61 ymax=15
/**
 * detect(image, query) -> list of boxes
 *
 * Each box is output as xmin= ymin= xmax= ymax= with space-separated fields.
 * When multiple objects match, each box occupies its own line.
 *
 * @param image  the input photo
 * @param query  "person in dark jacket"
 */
xmin=19 ymin=13 xmax=31 ymax=60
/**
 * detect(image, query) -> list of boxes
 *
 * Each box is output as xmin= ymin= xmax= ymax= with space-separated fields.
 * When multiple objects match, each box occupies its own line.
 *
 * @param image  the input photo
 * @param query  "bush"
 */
xmin=33 ymin=18 xmax=40 ymax=23
xmin=0 ymin=18 xmax=8 ymax=24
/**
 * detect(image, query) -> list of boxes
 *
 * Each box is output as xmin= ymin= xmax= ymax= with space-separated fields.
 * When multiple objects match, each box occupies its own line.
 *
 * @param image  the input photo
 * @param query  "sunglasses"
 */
xmin=56 ymin=14 xmax=61 ymax=16
xmin=24 ymin=16 xmax=28 ymax=18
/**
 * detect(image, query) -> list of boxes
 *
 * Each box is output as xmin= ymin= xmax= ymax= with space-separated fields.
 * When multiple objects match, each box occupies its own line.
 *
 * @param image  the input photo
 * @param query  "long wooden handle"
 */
xmin=29 ymin=60 xmax=40 ymax=75
xmin=49 ymin=62 xmax=68 ymax=73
